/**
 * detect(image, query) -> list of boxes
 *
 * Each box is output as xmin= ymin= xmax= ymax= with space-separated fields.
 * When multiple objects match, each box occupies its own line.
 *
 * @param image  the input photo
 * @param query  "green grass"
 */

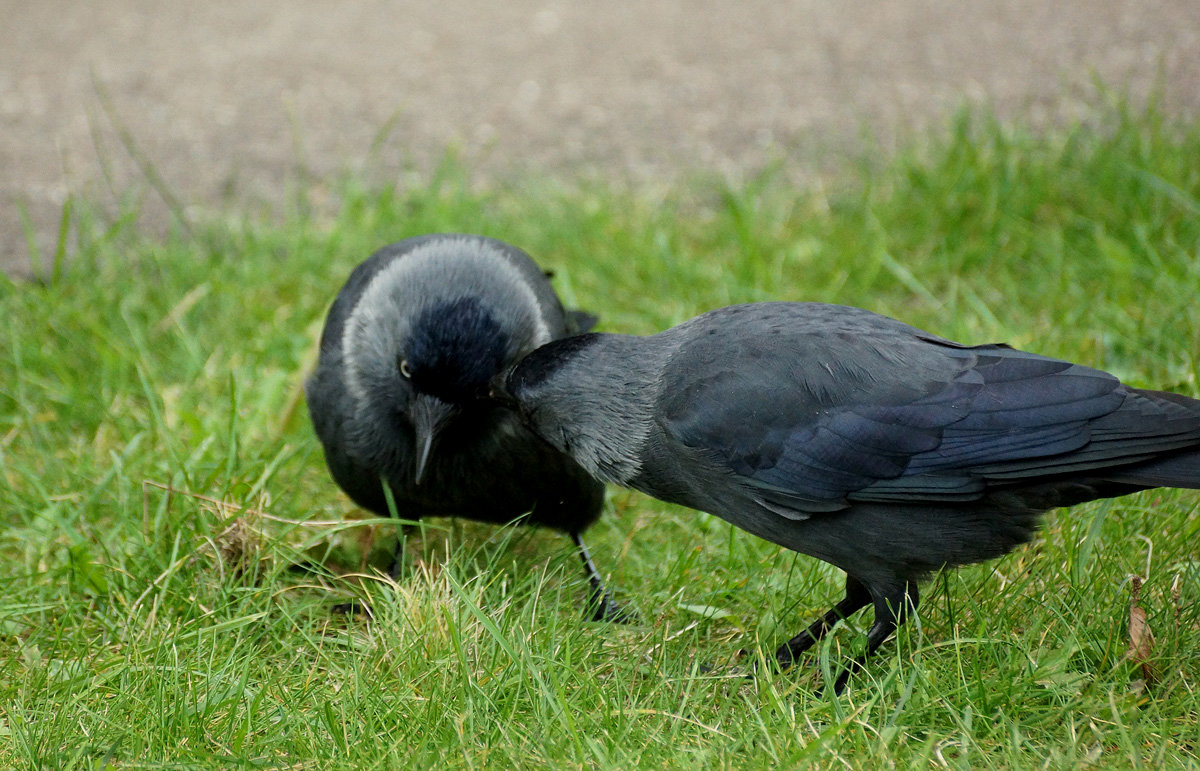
xmin=3 ymin=95 xmax=1200 ymax=768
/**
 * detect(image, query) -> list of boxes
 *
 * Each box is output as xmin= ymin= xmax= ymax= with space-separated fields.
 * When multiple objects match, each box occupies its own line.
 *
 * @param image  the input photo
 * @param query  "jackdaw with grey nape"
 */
xmin=502 ymin=301 xmax=1200 ymax=690
xmin=306 ymin=234 xmax=630 ymax=622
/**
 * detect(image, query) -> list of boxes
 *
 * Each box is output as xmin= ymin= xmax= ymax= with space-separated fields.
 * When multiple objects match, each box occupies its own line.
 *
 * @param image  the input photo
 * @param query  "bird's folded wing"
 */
xmin=663 ymin=340 xmax=1149 ymax=514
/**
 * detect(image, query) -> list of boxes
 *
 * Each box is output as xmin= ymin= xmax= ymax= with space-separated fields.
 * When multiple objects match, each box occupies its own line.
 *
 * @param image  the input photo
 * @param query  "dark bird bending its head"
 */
xmin=305 ymin=234 xmax=630 ymax=623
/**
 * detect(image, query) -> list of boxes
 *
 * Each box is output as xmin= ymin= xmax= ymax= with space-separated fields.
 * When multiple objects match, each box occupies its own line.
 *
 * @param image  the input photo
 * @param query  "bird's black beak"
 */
xmin=410 ymin=394 xmax=454 ymax=486
xmin=488 ymin=371 xmax=518 ymax=410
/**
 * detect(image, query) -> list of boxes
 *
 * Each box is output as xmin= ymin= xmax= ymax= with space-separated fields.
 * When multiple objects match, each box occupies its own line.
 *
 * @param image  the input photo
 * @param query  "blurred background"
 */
xmin=3 ymin=0 xmax=1198 ymax=277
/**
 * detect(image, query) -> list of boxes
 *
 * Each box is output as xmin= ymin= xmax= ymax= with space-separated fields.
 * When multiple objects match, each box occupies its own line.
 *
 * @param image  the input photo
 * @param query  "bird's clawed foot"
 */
xmin=586 ymin=588 xmax=639 ymax=624
xmin=722 ymin=576 xmax=917 ymax=695
xmin=573 ymin=531 xmax=639 ymax=624
xmin=330 ymin=599 xmax=374 ymax=617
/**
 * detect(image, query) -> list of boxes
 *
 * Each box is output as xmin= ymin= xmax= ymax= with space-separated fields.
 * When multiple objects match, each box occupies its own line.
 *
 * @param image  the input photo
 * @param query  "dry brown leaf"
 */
xmin=1127 ymin=575 xmax=1156 ymax=685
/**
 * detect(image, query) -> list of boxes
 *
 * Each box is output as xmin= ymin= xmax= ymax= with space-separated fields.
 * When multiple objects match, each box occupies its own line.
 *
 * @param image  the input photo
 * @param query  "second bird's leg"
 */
xmin=829 ymin=581 xmax=920 ymax=695
xmin=571 ymin=531 xmax=637 ymax=624
xmin=386 ymin=522 xmax=419 ymax=580
xmin=772 ymin=574 xmax=873 ymax=670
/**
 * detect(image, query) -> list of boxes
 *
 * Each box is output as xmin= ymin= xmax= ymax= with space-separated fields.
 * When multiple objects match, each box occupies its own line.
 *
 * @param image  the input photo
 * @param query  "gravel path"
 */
xmin=3 ymin=1 xmax=1198 ymax=277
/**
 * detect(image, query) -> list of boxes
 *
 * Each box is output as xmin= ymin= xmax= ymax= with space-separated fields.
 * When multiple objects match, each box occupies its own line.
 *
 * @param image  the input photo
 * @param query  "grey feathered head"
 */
xmin=333 ymin=235 xmax=563 ymax=481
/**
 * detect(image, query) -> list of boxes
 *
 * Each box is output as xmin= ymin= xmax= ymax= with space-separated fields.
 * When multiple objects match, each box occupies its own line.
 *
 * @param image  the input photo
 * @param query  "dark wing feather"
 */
xmin=850 ymin=352 xmax=1127 ymax=501
xmin=657 ymin=305 xmax=1197 ymax=515
xmin=565 ymin=310 xmax=600 ymax=334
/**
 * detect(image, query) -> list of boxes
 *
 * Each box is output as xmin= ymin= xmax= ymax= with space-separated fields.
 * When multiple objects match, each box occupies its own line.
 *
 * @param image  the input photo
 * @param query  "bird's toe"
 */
xmin=587 ymin=594 xmax=640 ymax=624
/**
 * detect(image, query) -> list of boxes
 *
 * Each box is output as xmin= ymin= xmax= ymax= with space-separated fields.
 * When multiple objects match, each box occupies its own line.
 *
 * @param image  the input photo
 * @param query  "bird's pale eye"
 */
xmin=399 ymin=358 xmax=413 ymax=379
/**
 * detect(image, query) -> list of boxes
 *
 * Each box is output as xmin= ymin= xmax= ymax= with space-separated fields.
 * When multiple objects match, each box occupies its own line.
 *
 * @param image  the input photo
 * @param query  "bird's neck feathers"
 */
xmin=508 ymin=332 xmax=603 ymax=392
xmin=513 ymin=333 xmax=662 ymax=485
xmin=407 ymin=297 xmax=509 ymax=403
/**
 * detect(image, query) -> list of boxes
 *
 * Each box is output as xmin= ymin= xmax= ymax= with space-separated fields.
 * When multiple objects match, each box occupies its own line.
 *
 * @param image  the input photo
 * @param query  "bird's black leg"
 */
xmin=830 ymin=580 xmax=919 ymax=694
xmin=571 ymin=531 xmax=636 ymax=624
xmin=772 ymin=574 xmax=873 ymax=670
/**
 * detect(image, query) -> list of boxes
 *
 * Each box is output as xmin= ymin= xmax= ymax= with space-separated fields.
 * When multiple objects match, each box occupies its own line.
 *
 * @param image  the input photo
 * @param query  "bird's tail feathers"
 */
xmin=565 ymin=309 xmax=600 ymax=334
xmin=1106 ymin=450 xmax=1200 ymax=489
